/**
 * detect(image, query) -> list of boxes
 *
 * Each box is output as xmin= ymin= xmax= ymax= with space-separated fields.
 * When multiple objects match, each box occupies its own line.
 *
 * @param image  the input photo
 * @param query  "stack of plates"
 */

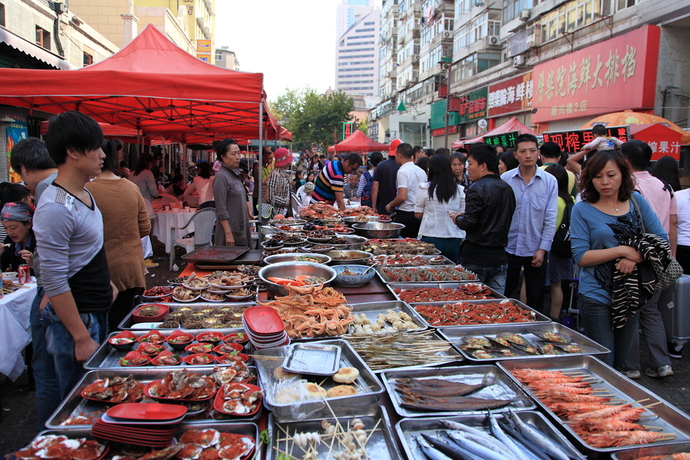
xmin=242 ymin=306 xmax=290 ymax=349
xmin=91 ymin=403 xmax=186 ymax=447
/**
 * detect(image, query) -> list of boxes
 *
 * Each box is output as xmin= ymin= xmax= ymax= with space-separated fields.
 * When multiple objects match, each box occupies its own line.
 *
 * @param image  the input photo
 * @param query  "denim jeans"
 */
xmin=625 ymin=291 xmax=671 ymax=371
xmin=579 ymin=295 xmax=640 ymax=370
xmin=462 ymin=264 xmax=508 ymax=296
xmin=39 ymin=302 xmax=108 ymax=415
xmin=29 ymin=288 xmax=60 ymax=432
xmin=420 ymin=236 xmax=462 ymax=264
xmin=505 ymin=253 xmax=548 ymax=315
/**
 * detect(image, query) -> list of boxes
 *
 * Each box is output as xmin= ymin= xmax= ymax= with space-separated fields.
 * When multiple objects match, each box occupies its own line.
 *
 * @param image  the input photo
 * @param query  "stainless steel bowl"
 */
xmin=342 ymin=215 xmax=379 ymax=225
xmin=264 ymin=252 xmax=332 ymax=265
xmin=325 ymin=250 xmax=373 ymax=265
xmin=258 ymin=262 xmax=337 ymax=298
xmin=352 ymin=222 xmax=405 ymax=239
xmin=331 ymin=235 xmax=368 ymax=250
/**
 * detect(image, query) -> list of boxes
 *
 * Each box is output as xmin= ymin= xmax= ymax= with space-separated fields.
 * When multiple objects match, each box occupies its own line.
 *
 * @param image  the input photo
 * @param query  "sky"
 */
xmin=216 ymin=0 xmax=381 ymax=101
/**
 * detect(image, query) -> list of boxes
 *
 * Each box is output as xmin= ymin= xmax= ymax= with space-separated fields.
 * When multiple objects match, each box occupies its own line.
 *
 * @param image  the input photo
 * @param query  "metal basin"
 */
xmin=263 ymin=252 xmax=332 ymax=265
xmin=352 ymin=222 xmax=405 ymax=239
xmin=258 ymin=262 xmax=337 ymax=298
xmin=325 ymin=250 xmax=373 ymax=265
xmin=331 ymin=235 xmax=369 ymax=250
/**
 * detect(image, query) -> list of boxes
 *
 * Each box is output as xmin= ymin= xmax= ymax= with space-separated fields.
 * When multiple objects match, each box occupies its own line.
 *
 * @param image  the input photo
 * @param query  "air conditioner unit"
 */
xmin=443 ymin=31 xmax=451 ymax=38
xmin=413 ymin=55 xmax=420 ymax=61
xmin=513 ymin=55 xmax=525 ymax=67
xmin=485 ymin=36 xmax=500 ymax=47
xmin=519 ymin=9 xmax=530 ymax=21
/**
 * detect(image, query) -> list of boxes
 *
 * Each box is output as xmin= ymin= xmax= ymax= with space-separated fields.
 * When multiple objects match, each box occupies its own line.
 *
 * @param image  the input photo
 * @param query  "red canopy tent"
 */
xmin=629 ymin=123 xmax=682 ymax=161
xmin=0 ymin=24 xmax=280 ymax=141
xmin=451 ymin=117 xmax=537 ymax=148
xmin=330 ymin=130 xmax=388 ymax=153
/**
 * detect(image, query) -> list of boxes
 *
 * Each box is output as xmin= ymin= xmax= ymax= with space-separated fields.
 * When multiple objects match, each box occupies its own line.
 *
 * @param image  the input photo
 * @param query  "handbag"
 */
xmin=258 ymin=202 xmax=273 ymax=220
xmin=631 ymin=194 xmax=683 ymax=291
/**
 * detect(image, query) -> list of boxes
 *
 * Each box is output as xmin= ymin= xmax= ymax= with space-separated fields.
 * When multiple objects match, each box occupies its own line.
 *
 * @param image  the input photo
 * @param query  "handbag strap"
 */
xmin=630 ymin=193 xmax=646 ymax=233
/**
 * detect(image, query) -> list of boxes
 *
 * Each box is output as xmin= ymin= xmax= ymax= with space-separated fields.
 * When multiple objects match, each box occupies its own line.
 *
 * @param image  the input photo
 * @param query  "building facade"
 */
xmin=336 ymin=0 xmax=378 ymax=40
xmin=215 ymin=46 xmax=238 ymax=70
xmin=69 ymin=0 xmax=215 ymax=60
xmin=336 ymin=8 xmax=381 ymax=98
xmin=370 ymin=0 xmax=690 ymax=154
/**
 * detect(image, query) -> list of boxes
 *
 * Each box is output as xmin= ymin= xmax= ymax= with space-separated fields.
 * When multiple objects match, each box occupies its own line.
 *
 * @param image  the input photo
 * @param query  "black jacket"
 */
xmin=455 ymin=174 xmax=516 ymax=255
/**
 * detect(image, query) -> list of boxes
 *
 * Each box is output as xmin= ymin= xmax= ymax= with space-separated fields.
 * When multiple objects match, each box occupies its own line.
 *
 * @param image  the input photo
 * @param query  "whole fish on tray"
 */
xmin=400 ymin=394 xmax=512 ymax=412
xmin=396 ymin=374 xmax=494 ymax=398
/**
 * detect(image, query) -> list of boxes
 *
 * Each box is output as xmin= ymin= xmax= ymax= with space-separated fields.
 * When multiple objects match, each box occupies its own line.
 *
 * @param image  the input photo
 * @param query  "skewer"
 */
xmin=642 ymin=425 xmax=664 ymax=431
xmin=642 ymin=401 xmax=662 ymax=409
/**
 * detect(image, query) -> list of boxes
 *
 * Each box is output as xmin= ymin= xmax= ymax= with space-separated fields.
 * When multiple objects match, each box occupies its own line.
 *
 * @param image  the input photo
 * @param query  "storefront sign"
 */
xmin=197 ymin=54 xmax=210 ymax=63
xmin=6 ymin=113 xmax=27 ymax=182
xmin=488 ymin=73 xmax=533 ymax=117
xmin=196 ymin=40 xmax=211 ymax=53
xmin=542 ymin=125 xmax=629 ymax=153
xmin=532 ymin=25 xmax=660 ymax=124
xmin=484 ymin=130 xmax=520 ymax=149
xmin=448 ymin=87 xmax=488 ymax=124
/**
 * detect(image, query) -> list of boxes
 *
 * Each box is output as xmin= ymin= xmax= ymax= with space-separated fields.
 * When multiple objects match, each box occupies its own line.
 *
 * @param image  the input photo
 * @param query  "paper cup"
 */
xmin=164 ymin=205 xmax=170 ymax=211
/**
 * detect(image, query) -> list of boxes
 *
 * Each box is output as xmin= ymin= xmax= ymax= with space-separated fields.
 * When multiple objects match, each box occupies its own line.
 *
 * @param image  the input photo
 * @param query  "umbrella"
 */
xmin=581 ymin=110 xmax=690 ymax=145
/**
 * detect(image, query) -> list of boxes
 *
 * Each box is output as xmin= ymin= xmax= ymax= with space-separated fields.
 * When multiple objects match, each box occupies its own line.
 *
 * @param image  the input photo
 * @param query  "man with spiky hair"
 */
xmin=33 ymin=111 xmax=113 ymax=429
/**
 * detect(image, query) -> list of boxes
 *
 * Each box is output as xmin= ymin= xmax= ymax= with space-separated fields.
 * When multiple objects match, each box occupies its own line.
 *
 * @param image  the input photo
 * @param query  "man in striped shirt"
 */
xmin=311 ymin=153 xmax=362 ymax=211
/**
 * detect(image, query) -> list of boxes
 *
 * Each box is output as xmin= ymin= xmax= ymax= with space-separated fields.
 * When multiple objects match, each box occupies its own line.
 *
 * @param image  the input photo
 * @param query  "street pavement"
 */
xmin=2 ymin=248 xmax=690 ymax=456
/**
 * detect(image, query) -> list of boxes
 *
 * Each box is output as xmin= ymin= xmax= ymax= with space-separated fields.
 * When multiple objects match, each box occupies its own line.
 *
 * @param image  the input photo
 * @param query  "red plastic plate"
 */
xmin=107 ymin=403 xmax=187 ymax=421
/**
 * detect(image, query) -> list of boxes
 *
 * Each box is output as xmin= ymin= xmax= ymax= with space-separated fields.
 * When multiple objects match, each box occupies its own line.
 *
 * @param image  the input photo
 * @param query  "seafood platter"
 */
xmin=323 ymin=250 xmax=372 ymax=265
xmin=438 ymin=322 xmax=610 ymax=361
xmin=342 ymin=329 xmax=464 ymax=372
xmin=377 ymin=265 xmax=478 ymax=283
xmin=390 ymin=282 xmax=505 ymax=302
xmin=409 ymin=298 xmax=551 ymax=328
xmin=262 ymin=253 xmax=332 ymax=265
xmin=266 ymin=405 xmax=401 ymax=460
xmin=14 ymin=423 xmax=261 ymax=460
xmin=118 ymin=302 xmax=254 ymax=331
xmin=47 ymin=366 xmax=260 ymax=429
xmin=613 ymin=444 xmax=690 ymax=459
xmin=396 ymin=411 xmax=585 ymax=460
xmin=499 ymin=356 xmax=690 ymax=458
xmin=253 ymin=339 xmax=384 ymax=422
xmin=299 ymin=203 xmax=344 ymax=222
xmin=366 ymin=254 xmax=455 ymax=267
xmin=361 ymin=237 xmax=439 ymax=254
xmin=381 ymin=365 xmax=535 ymax=418
xmin=84 ymin=329 xmax=251 ymax=370
xmin=346 ymin=301 xmax=427 ymax=334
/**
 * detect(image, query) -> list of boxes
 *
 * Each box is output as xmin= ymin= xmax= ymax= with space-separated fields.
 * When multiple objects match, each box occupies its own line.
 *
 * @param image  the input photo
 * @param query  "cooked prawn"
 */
xmin=535 ymin=385 xmax=594 ymax=395
xmin=577 ymin=419 xmax=645 ymax=432
xmin=608 ymin=407 xmax=647 ymax=422
xmin=541 ymin=393 xmax=611 ymax=403
xmin=636 ymin=454 xmax=690 ymax=460
xmin=568 ymin=403 xmax=637 ymax=422
xmin=586 ymin=430 xmax=674 ymax=448
xmin=548 ymin=403 xmax=614 ymax=415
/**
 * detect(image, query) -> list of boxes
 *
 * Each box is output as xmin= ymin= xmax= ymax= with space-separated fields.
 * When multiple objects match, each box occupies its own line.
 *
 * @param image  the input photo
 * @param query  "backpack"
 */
xmin=360 ymin=171 xmax=373 ymax=207
xmin=551 ymin=199 xmax=573 ymax=258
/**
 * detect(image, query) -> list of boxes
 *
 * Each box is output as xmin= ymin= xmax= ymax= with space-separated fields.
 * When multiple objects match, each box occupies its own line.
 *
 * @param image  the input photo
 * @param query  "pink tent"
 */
xmin=332 ymin=130 xmax=389 ymax=152
xmin=451 ymin=117 xmax=537 ymax=148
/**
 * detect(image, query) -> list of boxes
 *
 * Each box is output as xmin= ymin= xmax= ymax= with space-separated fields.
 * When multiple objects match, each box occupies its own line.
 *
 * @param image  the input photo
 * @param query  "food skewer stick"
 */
xmin=642 ymin=425 xmax=664 ymax=431
xmin=642 ymin=401 xmax=662 ymax=409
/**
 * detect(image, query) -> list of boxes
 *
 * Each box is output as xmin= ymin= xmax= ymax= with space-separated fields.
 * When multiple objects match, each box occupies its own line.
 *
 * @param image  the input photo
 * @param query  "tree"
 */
xmin=270 ymin=87 xmax=354 ymax=151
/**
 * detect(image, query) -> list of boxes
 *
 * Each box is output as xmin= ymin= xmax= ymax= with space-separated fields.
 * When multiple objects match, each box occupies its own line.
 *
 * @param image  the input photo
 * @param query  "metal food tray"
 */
xmin=84 ymin=330 xmax=251 ymax=370
xmin=118 ymin=302 xmax=255 ymax=331
xmin=367 ymin=254 xmax=456 ymax=266
xmin=377 ymin=265 xmax=479 ymax=284
xmin=254 ymin=339 xmax=384 ymax=422
xmin=408 ymin=298 xmax=551 ymax=329
xmin=266 ymin=405 xmax=401 ymax=460
xmin=396 ymin=411 xmax=585 ymax=460
xmin=387 ymin=281 xmax=506 ymax=301
xmin=438 ymin=322 xmax=610 ymax=362
xmin=498 ymin=356 xmax=690 ymax=458
xmin=613 ymin=444 xmax=690 ymax=459
xmin=348 ymin=300 xmax=428 ymax=333
xmin=181 ymin=246 xmax=249 ymax=263
xmin=282 ymin=344 xmax=342 ymax=376
xmin=46 ymin=367 xmax=260 ymax=430
xmin=18 ymin=423 xmax=260 ymax=460
xmin=381 ymin=365 xmax=535 ymax=418
xmin=341 ymin=329 xmax=464 ymax=374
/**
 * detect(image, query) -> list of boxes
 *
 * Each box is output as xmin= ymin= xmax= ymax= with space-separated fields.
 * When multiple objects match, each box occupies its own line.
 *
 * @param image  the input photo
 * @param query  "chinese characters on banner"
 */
xmin=543 ymin=125 xmax=629 ymax=153
xmin=531 ymin=25 xmax=660 ymax=124
xmin=448 ymin=88 xmax=488 ymax=124
xmin=488 ymin=73 xmax=533 ymax=117
xmin=7 ymin=114 xmax=28 ymax=182
xmin=484 ymin=130 xmax=520 ymax=149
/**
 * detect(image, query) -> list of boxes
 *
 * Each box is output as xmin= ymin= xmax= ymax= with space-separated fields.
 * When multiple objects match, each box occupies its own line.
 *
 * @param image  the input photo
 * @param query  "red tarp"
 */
xmin=629 ymin=123 xmax=682 ymax=161
xmin=332 ymin=130 xmax=389 ymax=152
xmin=0 ymin=24 xmax=281 ymax=141
xmin=451 ymin=117 xmax=537 ymax=148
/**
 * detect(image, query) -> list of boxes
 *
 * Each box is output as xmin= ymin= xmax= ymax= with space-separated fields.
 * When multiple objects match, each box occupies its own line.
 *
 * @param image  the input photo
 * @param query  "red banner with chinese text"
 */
xmin=531 ymin=25 xmax=660 ymax=124
xmin=488 ymin=72 xmax=533 ymax=117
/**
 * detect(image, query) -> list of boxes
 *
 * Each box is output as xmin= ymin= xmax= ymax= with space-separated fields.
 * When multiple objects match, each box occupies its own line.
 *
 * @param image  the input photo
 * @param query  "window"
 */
xmin=617 ymin=0 xmax=640 ymax=9
xmin=35 ymin=26 xmax=51 ymax=50
xmin=452 ymin=52 xmax=500 ymax=82
xmin=0 ymin=4 xmax=5 ymax=27
xmin=503 ymin=0 xmax=533 ymax=23
xmin=215 ymin=52 xmax=223 ymax=61
xmin=83 ymin=52 xmax=93 ymax=67
xmin=540 ymin=0 xmax=611 ymax=43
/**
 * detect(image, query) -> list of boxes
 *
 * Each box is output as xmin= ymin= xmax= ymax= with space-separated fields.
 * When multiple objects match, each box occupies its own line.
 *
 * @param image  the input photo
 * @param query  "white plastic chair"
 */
xmin=169 ymin=208 xmax=217 ymax=270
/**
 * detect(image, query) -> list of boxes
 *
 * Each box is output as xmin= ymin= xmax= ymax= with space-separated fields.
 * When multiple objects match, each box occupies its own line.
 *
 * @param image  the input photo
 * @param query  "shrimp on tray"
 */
xmin=584 ymin=431 xmax=675 ymax=448
xmin=637 ymin=454 xmax=690 ymax=460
